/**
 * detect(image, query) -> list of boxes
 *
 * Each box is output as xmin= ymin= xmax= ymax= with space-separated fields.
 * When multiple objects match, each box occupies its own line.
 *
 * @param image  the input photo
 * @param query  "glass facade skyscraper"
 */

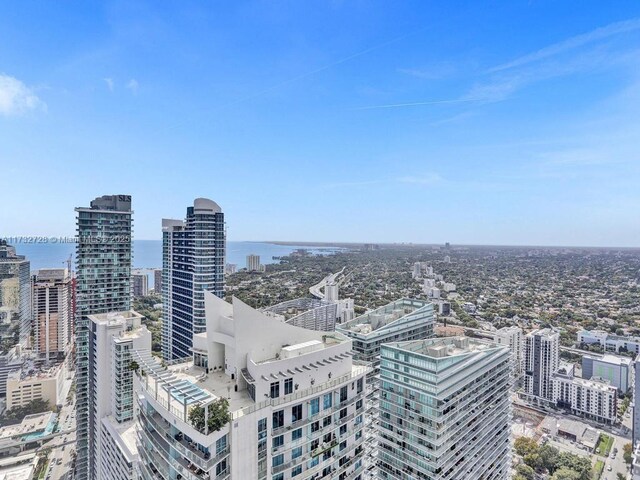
xmin=75 ymin=194 xmax=133 ymax=480
xmin=377 ymin=337 xmax=512 ymax=480
xmin=162 ymin=198 xmax=225 ymax=360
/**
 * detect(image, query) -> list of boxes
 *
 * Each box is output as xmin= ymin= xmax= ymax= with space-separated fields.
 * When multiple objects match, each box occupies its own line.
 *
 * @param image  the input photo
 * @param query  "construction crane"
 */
xmin=63 ymin=254 xmax=72 ymax=273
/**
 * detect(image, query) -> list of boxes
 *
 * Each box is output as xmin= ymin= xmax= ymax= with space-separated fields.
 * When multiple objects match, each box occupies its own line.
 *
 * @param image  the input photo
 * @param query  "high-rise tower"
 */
xmin=523 ymin=328 xmax=560 ymax=403
xmin=0 ymin=241 xmax=31 ymax=398
xmin=377 ymin=337 xmax=513 ymax=479
xmin=32 ymin=268 xmax=73 ymax=362
xmin=75 ymin=194 xmax=133 ymax=480
xmin=0 ymin=241 xmax=31 ymax=350
xmin=162 ymin=198 xmax=225 ymax=360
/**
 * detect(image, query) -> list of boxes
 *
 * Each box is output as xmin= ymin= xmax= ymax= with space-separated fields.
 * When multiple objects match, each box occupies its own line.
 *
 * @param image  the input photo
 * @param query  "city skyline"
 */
xmin=1 ymin=3 xmax=640 ymax=247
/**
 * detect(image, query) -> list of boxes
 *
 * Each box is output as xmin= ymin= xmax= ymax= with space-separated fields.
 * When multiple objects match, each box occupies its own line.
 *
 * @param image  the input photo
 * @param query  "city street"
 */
xmin=41 ymin=394 xmax=76 ymax=480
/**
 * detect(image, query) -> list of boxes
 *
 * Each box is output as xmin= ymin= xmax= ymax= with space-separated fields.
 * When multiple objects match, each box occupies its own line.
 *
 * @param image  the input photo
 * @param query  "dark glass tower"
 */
xmin=75 ymin=195 xmax=132 ymax=480
xmin=162 ymin=198 xmax=225 ymax=360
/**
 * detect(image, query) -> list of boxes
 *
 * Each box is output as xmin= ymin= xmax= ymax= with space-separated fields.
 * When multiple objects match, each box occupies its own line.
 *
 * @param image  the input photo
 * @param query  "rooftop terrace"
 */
xmin=339 ymin=298 xmax=431 ymax=334
xmin=390 ymin=337 xmax=498 ymax=359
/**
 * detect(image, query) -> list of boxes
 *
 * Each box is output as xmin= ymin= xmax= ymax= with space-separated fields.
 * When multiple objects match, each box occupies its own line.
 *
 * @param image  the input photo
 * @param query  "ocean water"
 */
xmin=13 ymin=240 xmax=340 ymax=273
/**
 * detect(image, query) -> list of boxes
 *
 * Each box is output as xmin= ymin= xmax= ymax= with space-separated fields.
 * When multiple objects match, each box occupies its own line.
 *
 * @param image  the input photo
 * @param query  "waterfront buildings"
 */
xmin=582 ymin=354 xmax=632 ymax=393
xmin=493 ymin=326 xmax=523 ymax=376
xmin=0 ymin=241 xmax=31 ymax=351
xmin=32 ymin=268 xmax=73 ymax=362
xmin=551 ymin=365 xmax=617 ymax=424
xmin=578 ymin=330 xmax=640 ymax=355
xmin=523 ymin=328 xmax=560 ymax=403
xmin=134 ymin=292 xmax=368 ymax=480
xmin=162 ymin=198 xmax=225 ymax=360
xmin=132 ymin=271 xmax=149 ymax=298
xmin=153 ymin=269 xmax=162 ymax=295
xmin=75 ymin=194 xmax=133 ymax=480
xmin=247 ymin=254 xmax=261 ymax=272
xmin=89 ymin=310 xmax=151 ymax=480
xmin=377 ymin=337 xmax=512 ymax=479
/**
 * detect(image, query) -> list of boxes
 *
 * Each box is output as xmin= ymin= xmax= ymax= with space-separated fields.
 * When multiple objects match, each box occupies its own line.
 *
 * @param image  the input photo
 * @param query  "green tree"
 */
xmin=624 ymin=442 xmax=633 ymax=464
xmin=188 ymin=405 xmax=205 ymax=431
xmin=516 ymin=464 xmax=535 ymax=479
xmin=514 ymin=436 xmax=539 ymax=457
xmin=539 ymin=444 xmax=560 ymax=471
xmin=207 ymin=398 xmax=231 ymax=432
xmin=188 ymin=398 xmax=231 ymax=433
xmin=523 ymin=453 xmax=542 ymax=471
xmin=550 ymin=467 xmax=581 ymax=480
xmin=554 ymin=452 xmax=591 ymax=480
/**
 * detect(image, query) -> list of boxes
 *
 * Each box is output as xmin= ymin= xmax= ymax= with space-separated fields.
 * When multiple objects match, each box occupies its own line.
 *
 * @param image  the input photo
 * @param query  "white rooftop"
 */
xmin=599 ymin=354 xmax=633 ymax=366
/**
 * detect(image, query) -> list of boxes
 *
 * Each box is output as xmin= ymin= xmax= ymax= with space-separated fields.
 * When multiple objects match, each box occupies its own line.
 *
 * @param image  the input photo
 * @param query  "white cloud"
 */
xmin=126 ymin=78 xmax=139 ymax=94
xmin=0 ymin=74 xmax=44 ymax=116
xmin=104 ymin=78 xmax=114 ymax=91
xmin=488 ymin=17 xmax=640 ymax=73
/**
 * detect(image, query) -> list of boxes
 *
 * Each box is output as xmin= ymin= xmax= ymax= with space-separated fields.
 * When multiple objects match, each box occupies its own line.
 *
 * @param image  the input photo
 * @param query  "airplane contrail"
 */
xmin=161 ymin=28 xmax=425 ymax=132
xmin=353 ymin=98 xmax=474 ymax=110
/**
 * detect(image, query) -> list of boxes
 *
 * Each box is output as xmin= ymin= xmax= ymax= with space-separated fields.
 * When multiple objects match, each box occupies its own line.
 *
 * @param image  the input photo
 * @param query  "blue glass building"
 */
xmin=162 ymin=198 xmax=225 ymax=360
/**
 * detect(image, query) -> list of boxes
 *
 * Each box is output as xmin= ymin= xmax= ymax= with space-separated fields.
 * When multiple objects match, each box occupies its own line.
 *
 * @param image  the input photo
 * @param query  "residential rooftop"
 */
xmin=338 ymin=298 xmax=431 ymax=335
xmin=388 ymin=336 xmax=500 ymax=359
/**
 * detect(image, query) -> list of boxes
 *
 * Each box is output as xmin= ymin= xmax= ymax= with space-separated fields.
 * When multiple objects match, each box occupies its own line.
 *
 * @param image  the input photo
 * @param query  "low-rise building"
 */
xmin=552 ymin=368 xmax=617 ymax=424
xmin=0 ymin=412 xmax=58 ymax=457
xmin=578 ymin=330 xmax=640 ymax=354
xmin=6 ymin=361 xmax=70 ymax=410
xmin=582 ymin=354 xmax=632 ymax=393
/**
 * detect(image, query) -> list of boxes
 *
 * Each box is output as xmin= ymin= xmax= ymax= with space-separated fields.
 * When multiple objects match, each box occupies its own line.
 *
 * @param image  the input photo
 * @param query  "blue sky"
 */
xmin=1 ymin=1 xmax=639 ymax=246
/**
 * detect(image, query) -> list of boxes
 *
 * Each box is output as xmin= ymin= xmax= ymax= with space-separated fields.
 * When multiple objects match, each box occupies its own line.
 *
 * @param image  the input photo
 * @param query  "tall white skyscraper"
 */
xmin=162 ymin=198 xmax=225 ymax=360
xmin=32 ymin=268 xmax=73 ymax=362
xmin=135 ymin=292 xmax=368 ymax=480
xmin=246 ymin=254 xmax=261 ymax=272
xmin=75 ymin=194 xmax=133 ymax=480
xmin=88 ymin=310 xmax=151 ymax=480
xmin=523 ymin=328 xmax=560 ymax=403
xmin=377 ymin=337 xmax=512 ymax=479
